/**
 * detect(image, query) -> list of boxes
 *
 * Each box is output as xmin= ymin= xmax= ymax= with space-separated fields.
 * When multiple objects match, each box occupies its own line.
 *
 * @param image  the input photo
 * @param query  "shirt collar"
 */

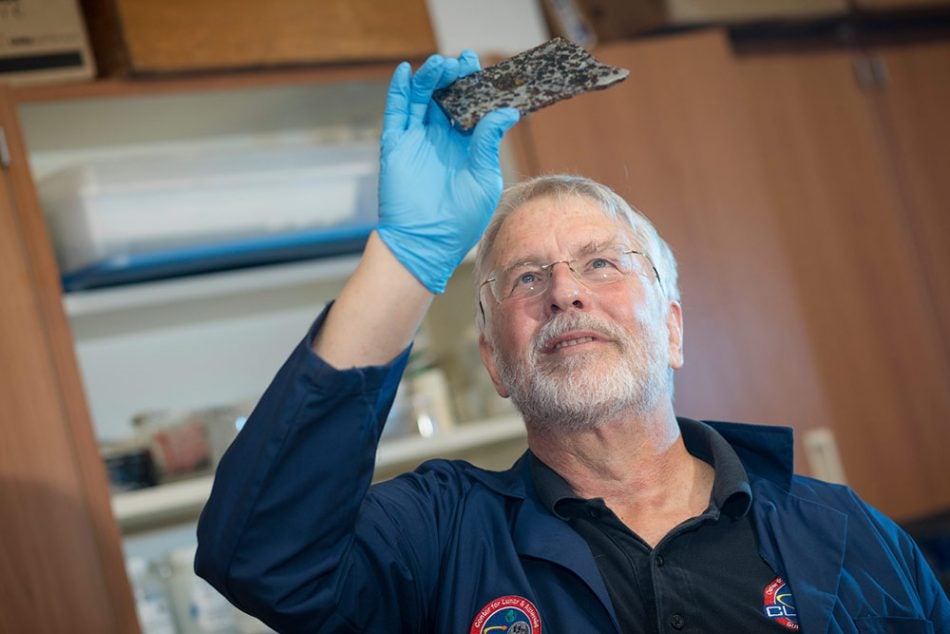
xmin=530 ymin=417 xmax=753 ymax=521
xmin=529 ymin=450 xmax=578 ymax=520
xmin=681 ymin=418 xmax=753 ymax=518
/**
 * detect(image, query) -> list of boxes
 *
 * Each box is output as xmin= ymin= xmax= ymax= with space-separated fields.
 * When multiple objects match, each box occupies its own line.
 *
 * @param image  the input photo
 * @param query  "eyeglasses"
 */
xmin=480 ymin=246 xmax=663 ymax=303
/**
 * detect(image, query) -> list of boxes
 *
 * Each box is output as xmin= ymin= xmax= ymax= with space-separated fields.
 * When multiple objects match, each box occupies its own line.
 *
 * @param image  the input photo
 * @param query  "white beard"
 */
xmin=492 ymin=311 xmax=671 ymax=433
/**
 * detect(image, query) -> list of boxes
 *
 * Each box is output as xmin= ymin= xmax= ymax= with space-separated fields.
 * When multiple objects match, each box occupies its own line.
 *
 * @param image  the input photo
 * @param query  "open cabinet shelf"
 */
xmin=112 ymin=414 xmax=527 ymax=534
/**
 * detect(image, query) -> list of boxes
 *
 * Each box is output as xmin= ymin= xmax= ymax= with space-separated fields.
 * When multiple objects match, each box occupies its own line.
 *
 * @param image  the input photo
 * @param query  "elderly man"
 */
xmin=196 ymin=53 xmax=948 ymax=633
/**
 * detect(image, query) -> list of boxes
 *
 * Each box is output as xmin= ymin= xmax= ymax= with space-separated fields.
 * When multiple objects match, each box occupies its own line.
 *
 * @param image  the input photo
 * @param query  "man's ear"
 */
xmin=478 ymin=333 xmax=510 ymax=398
xmin=667 ymin=301 xmax=684 ymax=369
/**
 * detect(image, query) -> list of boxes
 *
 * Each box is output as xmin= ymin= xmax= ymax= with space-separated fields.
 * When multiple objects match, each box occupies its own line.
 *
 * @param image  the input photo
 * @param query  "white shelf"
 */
xmin=111 ymin=415 xmax=526 ymax=533
xmin=63 ymin=254 xmax=362 ymax=318
xmin=375 ymin=415 xmax=524 ymax=467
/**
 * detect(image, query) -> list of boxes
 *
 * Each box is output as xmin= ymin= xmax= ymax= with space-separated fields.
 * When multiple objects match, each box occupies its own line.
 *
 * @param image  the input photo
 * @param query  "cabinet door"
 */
xmin=736 ymin=44 xmax=950 ymax=520
xmin=0 ymin=90 xmax=138 ymax=633
xmin=873 ymin=40 xmax=950 ymax=359
xmin=508 ymin=30 xmax=835 ymax=474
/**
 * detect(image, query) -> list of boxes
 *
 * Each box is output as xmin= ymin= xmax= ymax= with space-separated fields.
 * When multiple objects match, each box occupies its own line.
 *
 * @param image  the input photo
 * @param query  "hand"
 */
xmin=376 ymin=51 xmax=520 ymax=294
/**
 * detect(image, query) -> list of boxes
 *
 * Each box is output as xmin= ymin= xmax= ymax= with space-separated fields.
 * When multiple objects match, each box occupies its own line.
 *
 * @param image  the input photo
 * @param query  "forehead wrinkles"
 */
xmin=490 ymin=197 xmax=635 ymax=271
xmin=500 ymin=239 xmax=621 ymax=270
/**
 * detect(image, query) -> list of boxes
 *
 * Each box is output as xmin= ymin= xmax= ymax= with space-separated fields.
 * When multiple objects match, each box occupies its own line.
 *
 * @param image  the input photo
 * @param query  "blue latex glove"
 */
xmin=377 ymin=51 xmax=520 ymax=294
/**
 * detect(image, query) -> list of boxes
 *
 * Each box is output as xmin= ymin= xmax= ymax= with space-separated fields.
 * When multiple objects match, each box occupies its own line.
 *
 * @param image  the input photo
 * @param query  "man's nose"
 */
xmin=545 ymin=262 xmax=587 ymax=314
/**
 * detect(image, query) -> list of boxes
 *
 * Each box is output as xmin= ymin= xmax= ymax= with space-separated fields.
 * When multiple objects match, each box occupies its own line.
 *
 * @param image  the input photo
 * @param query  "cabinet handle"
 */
xmin=869 ymin=57 xmax=890 ymax=89
xmin=852 ymin=56 xmax=890 ymax=91
xmin=0 ymin=127 xmax=9 ymax=169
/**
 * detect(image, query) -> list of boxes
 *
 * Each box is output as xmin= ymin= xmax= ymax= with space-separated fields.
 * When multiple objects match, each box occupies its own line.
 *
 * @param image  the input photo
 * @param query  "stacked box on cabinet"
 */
xmin=0 ymin=0 xmax=95 ymax=84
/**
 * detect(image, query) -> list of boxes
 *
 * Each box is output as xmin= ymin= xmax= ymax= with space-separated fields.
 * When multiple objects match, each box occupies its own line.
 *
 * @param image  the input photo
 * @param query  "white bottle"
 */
xmin=126 ymin=556 xmax=177 ymax=634
xmin=165 ymin=545 xmax=239 ymax=634
xmin=410 ymin=366 xmax=456 ymax=437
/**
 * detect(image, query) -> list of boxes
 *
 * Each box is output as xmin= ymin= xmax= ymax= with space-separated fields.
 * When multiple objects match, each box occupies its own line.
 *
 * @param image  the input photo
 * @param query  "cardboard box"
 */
xmin=0 ymin=0 xmax=95 ymax=85
xmin=81 ymin=0 xmax=437 ymax=76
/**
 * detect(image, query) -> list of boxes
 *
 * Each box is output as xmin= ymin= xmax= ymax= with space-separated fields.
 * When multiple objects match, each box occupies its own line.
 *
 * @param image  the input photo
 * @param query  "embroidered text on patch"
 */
xmin=470 ymin=595 xmax=542 ymax=634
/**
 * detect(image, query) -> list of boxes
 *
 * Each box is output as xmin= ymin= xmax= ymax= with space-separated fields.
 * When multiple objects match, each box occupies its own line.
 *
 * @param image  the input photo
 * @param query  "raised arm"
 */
xmin=195 ymin=52 xmax=519 ymax=633
xmin=314 ymin=52 xmax=519 ymax=368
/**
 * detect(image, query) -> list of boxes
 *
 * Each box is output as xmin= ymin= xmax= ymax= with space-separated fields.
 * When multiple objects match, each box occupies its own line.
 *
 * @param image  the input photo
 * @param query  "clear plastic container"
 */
xmin=39 ymin=142 xmax=378 ymax=273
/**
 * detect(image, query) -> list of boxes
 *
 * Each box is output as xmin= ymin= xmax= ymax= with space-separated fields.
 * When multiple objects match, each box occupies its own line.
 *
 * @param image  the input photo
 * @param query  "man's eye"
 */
xmin=515 ymin=271 xmax=541 ymax=286
xmin=588 ymin=257 xmax=616 ymax=270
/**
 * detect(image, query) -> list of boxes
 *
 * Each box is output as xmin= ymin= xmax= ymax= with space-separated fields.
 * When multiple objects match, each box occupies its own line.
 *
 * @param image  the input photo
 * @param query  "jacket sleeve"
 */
xmin=194 ymin=304 xmax=445 ymax=632
xmin=859 ymin=497 xmax=950 ymax=629
xmin=834 ymin=484 xmax=950 ymax=629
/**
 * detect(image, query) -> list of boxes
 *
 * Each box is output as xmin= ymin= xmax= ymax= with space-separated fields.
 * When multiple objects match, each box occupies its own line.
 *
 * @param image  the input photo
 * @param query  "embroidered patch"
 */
xmin=763 ymin=577 xmax=799 ymax=630
xmin=470 ymin=595 xmax=542 ymax=634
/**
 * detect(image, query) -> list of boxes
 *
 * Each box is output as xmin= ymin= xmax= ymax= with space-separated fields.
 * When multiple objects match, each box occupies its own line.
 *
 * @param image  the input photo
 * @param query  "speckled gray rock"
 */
xmin=433 ymin=38 xmax=629 ymax=131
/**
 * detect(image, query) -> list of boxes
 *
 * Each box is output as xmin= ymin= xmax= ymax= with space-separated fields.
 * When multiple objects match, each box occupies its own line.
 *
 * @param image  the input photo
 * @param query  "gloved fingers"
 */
xmin=435 ymin=57 xmax=461 ymax=90
xmin=458 ymin=49 xmax=481 ymax=78
xmin=382 ymin=61 xmax=412 ymax=134
xmin=469 ymin=108 xmax=521 ymax=173
xmin=408 ymin=55 xmax=446 ymax=128
xmin=428 ymin=54 xmax=468 ymax=130
xmin=427 ymin=98 xmax=451 ymax=130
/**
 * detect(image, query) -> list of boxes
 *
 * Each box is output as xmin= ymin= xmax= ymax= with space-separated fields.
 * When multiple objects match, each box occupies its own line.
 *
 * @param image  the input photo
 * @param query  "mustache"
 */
xmin=533 ymin=312 xmax=627 ymax=353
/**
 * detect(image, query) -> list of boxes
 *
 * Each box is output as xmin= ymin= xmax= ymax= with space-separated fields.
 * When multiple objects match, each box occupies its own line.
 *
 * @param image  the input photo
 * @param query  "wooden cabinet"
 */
xmin=509 ymin=29 xmax=950 ymax=521
xmin=0 ymin=66 xmax=403 ymax=631
xmin=1 ymin=27 xmax=946 ymax=632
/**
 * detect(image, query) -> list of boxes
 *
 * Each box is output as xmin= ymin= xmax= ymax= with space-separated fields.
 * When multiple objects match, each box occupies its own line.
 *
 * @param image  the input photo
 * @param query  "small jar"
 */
xmin=126 ymin=556 xmax=176 ymax=634
xmin=409 ymin=366 xmax=456 ymax=437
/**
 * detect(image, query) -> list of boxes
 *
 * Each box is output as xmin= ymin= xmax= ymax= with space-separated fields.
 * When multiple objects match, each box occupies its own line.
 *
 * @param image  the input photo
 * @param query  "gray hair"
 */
xmin=474 ymin=174 xmax=680 ymax=331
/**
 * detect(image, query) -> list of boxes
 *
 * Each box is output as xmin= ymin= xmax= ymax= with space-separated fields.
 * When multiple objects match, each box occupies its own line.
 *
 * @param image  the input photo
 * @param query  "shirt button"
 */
xmin=655 ymin=554 xmax=664 ymax=567
xmin=670 ymin=614 xmax=685 ymax=630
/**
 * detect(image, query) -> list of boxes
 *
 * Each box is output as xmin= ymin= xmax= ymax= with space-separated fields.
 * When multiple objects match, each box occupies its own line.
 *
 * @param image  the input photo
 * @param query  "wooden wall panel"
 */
xmin=736 ymin=47 xmax=950 ymax=520
xmin=508 ymin=30 xmax=836 ymax=475
xmin=0 ymin=90 xmax=138 ymax=633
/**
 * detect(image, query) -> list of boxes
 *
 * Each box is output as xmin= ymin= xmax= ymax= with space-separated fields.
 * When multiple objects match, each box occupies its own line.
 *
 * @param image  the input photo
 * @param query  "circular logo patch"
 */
xmin=470 ymin=595 xmax=542 ymax=634
xmin=763 ymin=577 xmax=799 ymax=631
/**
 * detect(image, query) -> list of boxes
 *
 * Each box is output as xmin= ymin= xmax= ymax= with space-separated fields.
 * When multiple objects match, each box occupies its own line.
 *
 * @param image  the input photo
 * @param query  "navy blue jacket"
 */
xmin=196 ymin=315 xmax=950 ymax=633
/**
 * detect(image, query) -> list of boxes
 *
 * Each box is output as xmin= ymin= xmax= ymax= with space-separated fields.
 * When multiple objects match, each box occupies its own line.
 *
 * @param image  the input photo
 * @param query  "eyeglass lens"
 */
xmin=490 ymin=247 xmax=657 ymax=302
